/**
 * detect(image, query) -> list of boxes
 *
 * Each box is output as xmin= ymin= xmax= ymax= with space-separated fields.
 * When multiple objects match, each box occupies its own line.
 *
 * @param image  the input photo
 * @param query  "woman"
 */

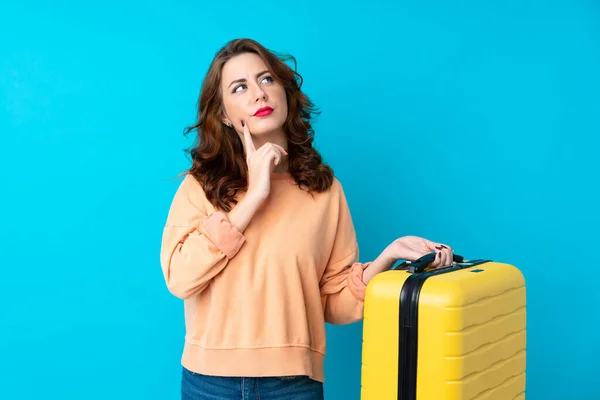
xmin=160 ymin=38 xmax=454 ymax=400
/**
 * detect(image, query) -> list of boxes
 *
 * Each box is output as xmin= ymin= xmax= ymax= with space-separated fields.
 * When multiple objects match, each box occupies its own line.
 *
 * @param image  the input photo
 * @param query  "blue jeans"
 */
xmin=181 ymin=367 xmax=325 ymax=400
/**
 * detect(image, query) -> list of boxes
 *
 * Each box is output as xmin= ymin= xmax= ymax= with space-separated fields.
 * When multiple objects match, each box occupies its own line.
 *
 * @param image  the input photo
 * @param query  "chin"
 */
xmin=249 ymin=115 xmax=286 ymax=135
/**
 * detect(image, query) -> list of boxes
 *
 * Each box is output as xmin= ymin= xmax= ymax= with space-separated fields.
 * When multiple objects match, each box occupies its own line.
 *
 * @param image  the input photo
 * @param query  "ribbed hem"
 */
xmin=347 ymin=262 xmax=371 ymax=302
xmin=200 ymin=211 xmax=245 ymax=259
xmin=181 ymin=341 xmax=326 ymax=383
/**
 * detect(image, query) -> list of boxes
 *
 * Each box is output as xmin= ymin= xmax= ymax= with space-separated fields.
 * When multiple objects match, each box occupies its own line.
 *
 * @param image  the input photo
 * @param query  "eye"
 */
xmin=261 ymin=76 xmax=274 ymax=84
xmin=232 ymin=84 xmax=247 ymax=94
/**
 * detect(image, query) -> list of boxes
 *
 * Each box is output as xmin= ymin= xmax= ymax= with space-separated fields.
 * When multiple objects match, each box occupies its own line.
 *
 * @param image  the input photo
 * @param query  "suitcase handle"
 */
xmin=394 ymin=252 xmax=465 ymax=273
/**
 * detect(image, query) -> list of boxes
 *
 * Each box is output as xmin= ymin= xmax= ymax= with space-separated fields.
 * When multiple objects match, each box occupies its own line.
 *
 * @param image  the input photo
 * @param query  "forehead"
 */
xmin=221 ymin=53 xmax=269 ymax=84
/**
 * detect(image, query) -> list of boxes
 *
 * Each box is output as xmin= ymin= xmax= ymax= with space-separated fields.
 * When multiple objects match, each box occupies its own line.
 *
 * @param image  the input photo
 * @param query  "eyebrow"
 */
xmin=228 ymin=70 xmax=270 ymax=88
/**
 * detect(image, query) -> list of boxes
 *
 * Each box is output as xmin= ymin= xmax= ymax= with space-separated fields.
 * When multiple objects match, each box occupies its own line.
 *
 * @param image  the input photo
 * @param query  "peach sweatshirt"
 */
xmin=160 ymin=172 xmax=370 ymax=383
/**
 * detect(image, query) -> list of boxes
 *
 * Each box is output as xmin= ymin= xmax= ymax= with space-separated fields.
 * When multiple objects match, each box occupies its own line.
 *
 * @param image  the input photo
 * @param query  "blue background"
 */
xmin=1 ymin=0 xmax=599 ymax=399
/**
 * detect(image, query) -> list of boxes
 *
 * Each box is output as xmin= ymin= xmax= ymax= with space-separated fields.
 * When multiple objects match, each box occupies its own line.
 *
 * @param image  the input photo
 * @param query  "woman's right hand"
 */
xmin=242 ymin=120 xmax=288 ymax=202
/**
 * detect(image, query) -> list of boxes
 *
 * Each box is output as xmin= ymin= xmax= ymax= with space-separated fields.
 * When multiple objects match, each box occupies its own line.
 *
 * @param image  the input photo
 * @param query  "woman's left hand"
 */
xmin=384 ymin=235 xmax=454 ymax=269
xmin=361 ymin=235 xmax=455 ymax=286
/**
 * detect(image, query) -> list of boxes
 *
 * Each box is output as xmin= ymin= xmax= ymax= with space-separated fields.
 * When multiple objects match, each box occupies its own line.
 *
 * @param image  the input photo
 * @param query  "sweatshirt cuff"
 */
xmin=201 ymin=211 xmax=245 ymax=259
xmin=347 ymin=262 xmax=371 ymax=302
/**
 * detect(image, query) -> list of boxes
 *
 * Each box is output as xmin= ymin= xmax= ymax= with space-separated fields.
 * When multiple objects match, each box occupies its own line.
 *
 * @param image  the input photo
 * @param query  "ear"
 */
xmin=221 ymin=112 xmax=233 ymax=128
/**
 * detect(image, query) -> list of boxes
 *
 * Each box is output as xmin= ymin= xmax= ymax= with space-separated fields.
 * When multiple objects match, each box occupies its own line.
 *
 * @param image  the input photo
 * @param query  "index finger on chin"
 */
xmin=242 ymin=120 xmax=255 ymax=153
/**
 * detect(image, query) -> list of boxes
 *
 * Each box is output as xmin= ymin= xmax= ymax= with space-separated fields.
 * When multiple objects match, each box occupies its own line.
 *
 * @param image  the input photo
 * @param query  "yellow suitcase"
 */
xmin=360 ymin=253 xmax=526 ymax=400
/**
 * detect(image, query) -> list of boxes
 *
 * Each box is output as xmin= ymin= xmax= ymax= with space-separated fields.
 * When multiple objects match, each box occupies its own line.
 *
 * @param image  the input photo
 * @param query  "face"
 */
xmin=220 ymin=52 xmax=288 ymax=141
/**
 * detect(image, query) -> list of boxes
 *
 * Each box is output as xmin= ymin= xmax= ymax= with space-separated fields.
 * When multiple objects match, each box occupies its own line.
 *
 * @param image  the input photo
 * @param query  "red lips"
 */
xmin=254 ymin=107 xmax=273 ymax=117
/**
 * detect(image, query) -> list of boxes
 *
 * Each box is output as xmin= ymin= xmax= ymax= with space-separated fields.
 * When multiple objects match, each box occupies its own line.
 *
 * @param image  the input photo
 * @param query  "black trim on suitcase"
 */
xmin=397 ymin=258 xmax=490 ymax=400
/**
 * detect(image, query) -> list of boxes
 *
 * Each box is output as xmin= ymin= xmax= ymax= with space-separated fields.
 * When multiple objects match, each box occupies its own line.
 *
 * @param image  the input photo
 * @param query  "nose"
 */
xmin=252 ymin=84 xmax=268 ymax=103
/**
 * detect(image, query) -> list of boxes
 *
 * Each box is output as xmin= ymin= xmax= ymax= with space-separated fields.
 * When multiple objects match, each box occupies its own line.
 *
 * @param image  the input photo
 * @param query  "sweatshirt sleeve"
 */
xmin=160 ymin=175 xmax=246 ymax=299
xmin=319 ymin=181 xmax=370 ymax=325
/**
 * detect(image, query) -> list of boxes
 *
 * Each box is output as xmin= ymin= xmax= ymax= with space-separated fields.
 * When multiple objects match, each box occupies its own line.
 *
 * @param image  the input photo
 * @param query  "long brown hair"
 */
xmin=183 ymin=38 xmax=334 ymax=212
